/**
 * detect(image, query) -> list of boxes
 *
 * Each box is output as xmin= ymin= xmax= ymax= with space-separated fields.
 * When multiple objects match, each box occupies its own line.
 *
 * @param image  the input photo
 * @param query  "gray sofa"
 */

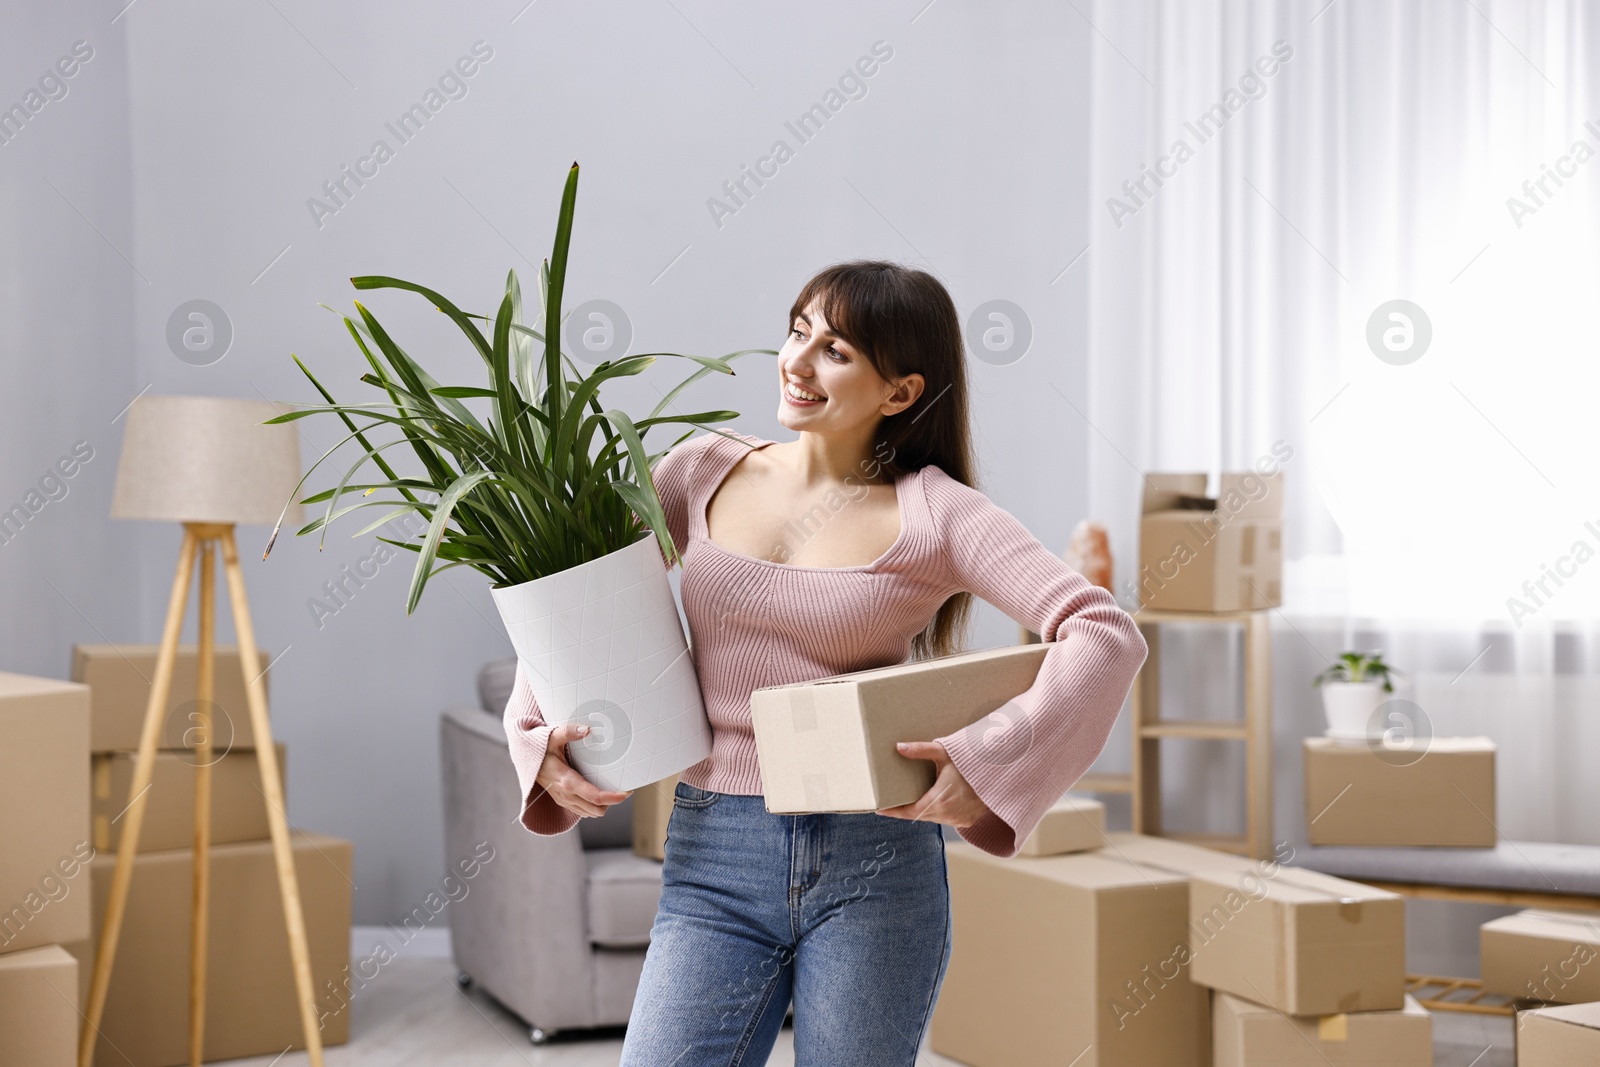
xmin=440 ymin=659 xmax=665 ymax=1044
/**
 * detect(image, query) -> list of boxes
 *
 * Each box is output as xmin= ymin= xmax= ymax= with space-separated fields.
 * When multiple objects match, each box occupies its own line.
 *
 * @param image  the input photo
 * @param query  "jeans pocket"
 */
xmin=673 ymin=780 xmax=721 ymax=810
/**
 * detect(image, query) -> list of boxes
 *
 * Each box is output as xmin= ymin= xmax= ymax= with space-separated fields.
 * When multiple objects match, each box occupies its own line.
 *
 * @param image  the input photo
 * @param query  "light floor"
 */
xmin=214 ymin=953 xmax=1517 ymax=1067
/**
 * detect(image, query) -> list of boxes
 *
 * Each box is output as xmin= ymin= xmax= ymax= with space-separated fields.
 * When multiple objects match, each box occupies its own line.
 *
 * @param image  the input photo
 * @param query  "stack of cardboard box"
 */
xmin=929 ymin=801 xmax=1215 ymax=1067
xmin=1480 ymin=909 xmax=1600 ymax=1065
xmin=931 ymin=831 xmax=1428 ymax=1066
xmin=1136 ymin=471 xmax=1284 ymax=613
xmin=65 ymin=645 xmax=354 ymax=1066
xmin=0 ymin=672 xmax=91 ymax=1067
xmin=1106 ymin=834 xmax=1426 ymax=1066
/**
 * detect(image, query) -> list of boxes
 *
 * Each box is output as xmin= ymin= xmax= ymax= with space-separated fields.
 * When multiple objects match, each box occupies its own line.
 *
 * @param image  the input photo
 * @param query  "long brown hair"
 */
xmin=787 ymin=260 xmax=977 ymax=660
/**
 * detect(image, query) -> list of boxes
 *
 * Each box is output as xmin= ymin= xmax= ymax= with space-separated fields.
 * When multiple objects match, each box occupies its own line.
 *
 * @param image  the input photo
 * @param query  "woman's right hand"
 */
xmin=537 ymin=722 xmax=634 ymax=818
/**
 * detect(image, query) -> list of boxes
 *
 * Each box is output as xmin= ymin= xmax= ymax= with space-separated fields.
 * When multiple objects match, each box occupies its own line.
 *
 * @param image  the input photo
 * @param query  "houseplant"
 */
xmin=264 ymin=161 xmax=773 ymax=790
xmin=1311 ymin=651 xmax=1402 ymax=738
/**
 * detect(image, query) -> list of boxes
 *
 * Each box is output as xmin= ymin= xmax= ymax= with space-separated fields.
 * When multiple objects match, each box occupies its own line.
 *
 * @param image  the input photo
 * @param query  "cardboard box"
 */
xmin=1482 ymin=909 xmax=1600 ymax=1004
xmin=71 ymin=643 xmax=270 ymax=753
xmin=931 ymin=842 xmax=1211 ymax=1067
xmin=1017 ymin=794 xmax=1106 ymax=856
xmin=1517 ymin=1001 xmax=1600 ymax=1065
xmin=1303 ymin=737 xmax=1497 ymax=847
xmin=1099 ymin=835 xmax=1405 ymax=1014
xmin=1137 ymin=472 xmax=1283 ymax=612
xmin=1188 ymin=863 xmax=1405 ymax=1015
xmin=0 ymin=944 xmax=78 ymax=1067
xmin=752 ymin=643 xmax=1051 ymax=813
xmin=0 ymin=672 xmax=91 ymax=956
xmin=69 ymin=832 xmax=352 ymax=1066
xmin=91 ymin=743 xmax=286 ymax=853
xmin=1212 ymin=990 xmax=1430 ymax=1066
xmin=632 ymin=774 xmax=678 ymax=861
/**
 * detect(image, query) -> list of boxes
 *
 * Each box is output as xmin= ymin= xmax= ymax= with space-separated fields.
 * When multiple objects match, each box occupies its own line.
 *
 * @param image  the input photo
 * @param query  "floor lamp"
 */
xmin=82 ymin=394 xmax=322 ymax=1067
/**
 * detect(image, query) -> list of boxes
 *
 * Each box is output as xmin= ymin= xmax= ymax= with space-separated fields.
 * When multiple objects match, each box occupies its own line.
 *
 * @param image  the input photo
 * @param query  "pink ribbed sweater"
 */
xmin=502 ymin=430 xmax=1148 ymax=859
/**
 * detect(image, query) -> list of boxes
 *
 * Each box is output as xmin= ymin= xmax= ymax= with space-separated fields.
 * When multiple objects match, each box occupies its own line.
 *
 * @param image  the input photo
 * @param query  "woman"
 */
xmin=502 ymin=260 xmax=1148 ymax=1065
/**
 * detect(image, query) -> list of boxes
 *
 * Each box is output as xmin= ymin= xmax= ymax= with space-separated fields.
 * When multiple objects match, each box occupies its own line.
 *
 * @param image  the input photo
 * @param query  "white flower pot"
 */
xmin=1320 ymin=680 xmax=1388 ymax=739
xmin=490 ymin=532 xmax=712 ymax=792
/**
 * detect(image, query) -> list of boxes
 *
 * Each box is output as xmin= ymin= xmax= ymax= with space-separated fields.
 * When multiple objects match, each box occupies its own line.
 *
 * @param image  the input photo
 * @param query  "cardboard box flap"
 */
xmin=1139 ymin=472 xmax=1283 ymax=520
xmin=1141 ymin=473 xmax=1210 ymax=515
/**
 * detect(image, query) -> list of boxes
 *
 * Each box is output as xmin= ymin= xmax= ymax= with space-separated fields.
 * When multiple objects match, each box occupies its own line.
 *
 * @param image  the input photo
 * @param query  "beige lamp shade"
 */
xmin=111 ymin=394 xmax=305 ymax=526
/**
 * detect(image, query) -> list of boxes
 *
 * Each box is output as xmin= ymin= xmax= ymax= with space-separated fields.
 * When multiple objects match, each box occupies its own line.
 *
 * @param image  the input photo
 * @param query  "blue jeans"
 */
xmin=618 ymin=781 xmax=953 ymax=1066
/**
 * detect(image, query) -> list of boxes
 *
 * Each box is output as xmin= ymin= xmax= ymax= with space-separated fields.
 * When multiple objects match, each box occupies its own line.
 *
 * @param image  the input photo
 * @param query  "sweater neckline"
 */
xmin=696 ymin=433 xmax=916 ymax=573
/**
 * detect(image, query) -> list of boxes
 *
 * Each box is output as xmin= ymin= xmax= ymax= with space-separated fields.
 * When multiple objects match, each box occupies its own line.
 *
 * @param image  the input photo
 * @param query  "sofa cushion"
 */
xmin=585 ymin=847 xmax=664 ymax=948
xmin=477 ymin=657 xmax=518 ymax=717
xmin=1291 ymin=841 xmax=1600 ymax=896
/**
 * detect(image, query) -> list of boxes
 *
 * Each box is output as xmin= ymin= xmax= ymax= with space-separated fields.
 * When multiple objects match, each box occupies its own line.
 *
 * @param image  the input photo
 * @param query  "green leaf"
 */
xmin=431 ymin=386 xmax=499 ymax=398
xmin=602 ymin=408 xmax=676 ymax=567
xmin=350 ymin=276 xmax=494 ymax=365
xmin=406 ymin=469 xmax=496 ymax=614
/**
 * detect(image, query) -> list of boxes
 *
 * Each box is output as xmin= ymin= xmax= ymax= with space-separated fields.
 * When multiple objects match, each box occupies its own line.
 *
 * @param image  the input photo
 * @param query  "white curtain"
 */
xmin=1087 ymin=0 xmax=1600 ymax=848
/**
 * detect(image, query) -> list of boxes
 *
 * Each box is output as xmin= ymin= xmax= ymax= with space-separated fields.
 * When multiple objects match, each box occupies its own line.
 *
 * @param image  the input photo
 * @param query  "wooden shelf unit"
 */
xmin=1131 ymin=608 xmax=1274 ymax=859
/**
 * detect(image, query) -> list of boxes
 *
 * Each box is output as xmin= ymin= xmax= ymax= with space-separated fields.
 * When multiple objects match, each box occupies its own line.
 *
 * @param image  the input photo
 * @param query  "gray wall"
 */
xmin=2 ymin=2 xmax=1092 ymax=923
xmin=1 ymin=12 xmax=140 ymax=669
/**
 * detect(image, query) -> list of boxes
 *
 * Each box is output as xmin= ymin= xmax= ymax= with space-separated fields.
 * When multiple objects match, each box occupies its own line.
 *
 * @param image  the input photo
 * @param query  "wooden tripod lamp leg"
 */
xmin=189 ymin=536 xmax=217 ymax=1067
xmin=219 ymin=527 xmax=325 ymax=1067
xmin=79 ymin=528 xmax=199 ymax=1067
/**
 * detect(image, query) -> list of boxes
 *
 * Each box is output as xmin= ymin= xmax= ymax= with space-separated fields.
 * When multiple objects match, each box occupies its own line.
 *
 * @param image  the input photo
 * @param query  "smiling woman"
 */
xmin=493 ymin=258 xmax=1147 ymax=1065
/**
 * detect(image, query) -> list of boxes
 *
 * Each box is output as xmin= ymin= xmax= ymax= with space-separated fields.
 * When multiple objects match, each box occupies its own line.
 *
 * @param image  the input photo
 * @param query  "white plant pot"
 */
xmin=1320 ymin=680 xmax=1388 ymax=738
xmin=490 ymin=532 xmax=712 ymax=792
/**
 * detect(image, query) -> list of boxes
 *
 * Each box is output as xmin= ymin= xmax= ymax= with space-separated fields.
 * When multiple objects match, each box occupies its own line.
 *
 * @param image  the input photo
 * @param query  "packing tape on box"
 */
xmin=802 ymin=773 xmax=831 ymax=810
xmin=1134 ymin=856 xmax=1377 ymax=925
xmin=790 ymin=689 xmax=818 ymax=733
xmin=1102 ymin=856 xmax=1194 ymax=881
xmin=1269 ymin=869 xmax=1371 ymax=924
xmin=1248 ymin=870 xmax=1376 ymax=927
xmin=1317 ymin=1014 xmax=1349 ymax=1042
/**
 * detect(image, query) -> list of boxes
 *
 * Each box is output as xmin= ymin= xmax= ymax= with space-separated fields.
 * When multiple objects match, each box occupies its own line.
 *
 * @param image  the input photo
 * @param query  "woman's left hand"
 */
xmin=876 ymin=740 xmax=992 ymax=829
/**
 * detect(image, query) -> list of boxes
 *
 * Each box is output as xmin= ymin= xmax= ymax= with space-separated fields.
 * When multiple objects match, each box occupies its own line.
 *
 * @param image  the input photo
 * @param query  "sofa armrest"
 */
xmin=440 ymin=706 xmax=598 ymax=1029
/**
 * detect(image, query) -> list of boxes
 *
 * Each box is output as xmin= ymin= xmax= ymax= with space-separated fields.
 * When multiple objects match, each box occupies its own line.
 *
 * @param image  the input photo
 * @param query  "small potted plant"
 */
xmin=1312 ymin=651 xmax=1402 ymax=739
xmin=265 ymin=161 xmax=773 ymax=791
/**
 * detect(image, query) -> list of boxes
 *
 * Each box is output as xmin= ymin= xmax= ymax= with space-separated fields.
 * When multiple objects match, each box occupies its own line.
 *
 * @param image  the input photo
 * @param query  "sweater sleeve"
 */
xmin=920 ymin=466 xmax=1148 ymax=859
xmin=502 ymin=431 xmax=712 ymax=836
